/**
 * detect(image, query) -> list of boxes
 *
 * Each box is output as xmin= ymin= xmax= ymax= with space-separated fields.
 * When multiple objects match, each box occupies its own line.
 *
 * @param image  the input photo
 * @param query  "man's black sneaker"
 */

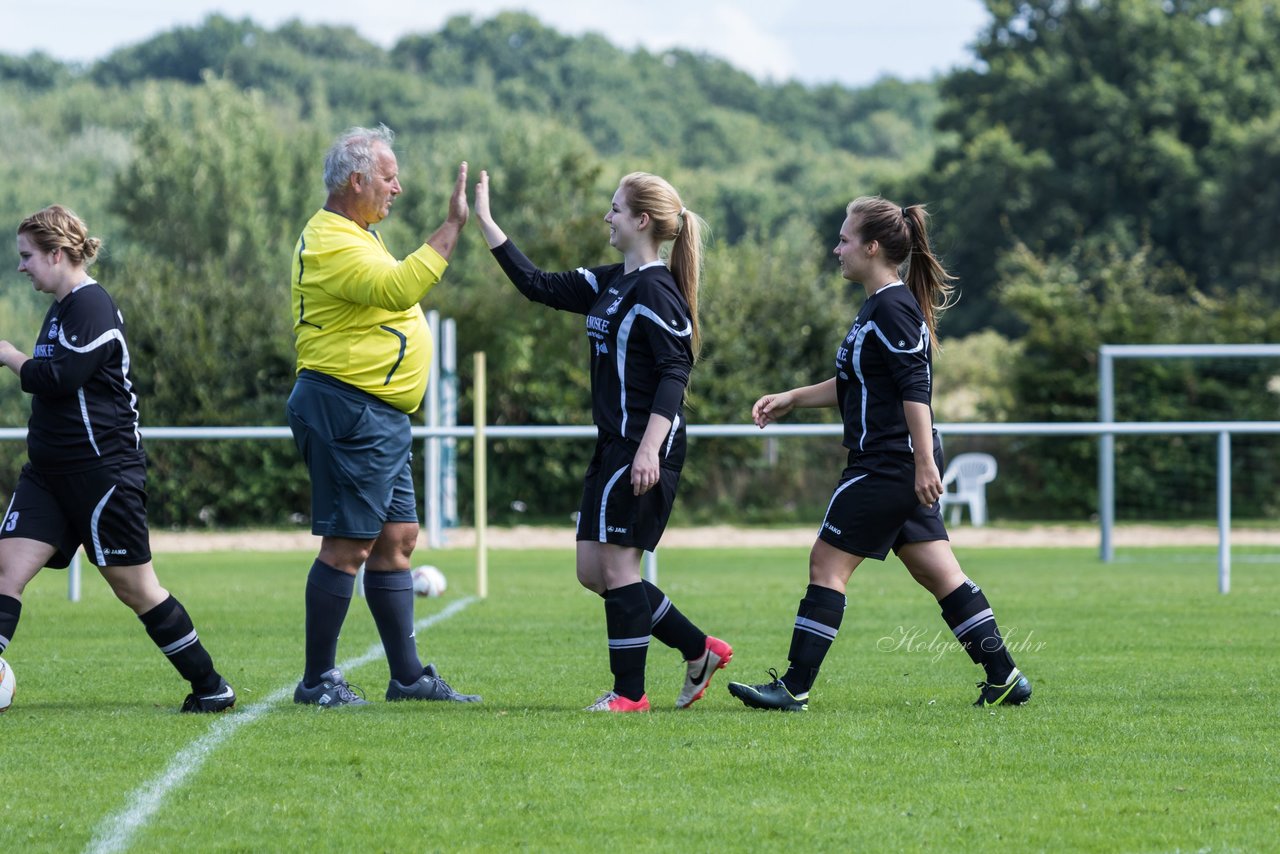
xmin=293 ymin=668 xmax=369 ymax=708
xmin=386 ymin=663 xmax=481 ymax=703
xmin=180 ymin=677 xmax=236 ymax=713
xmin=726 ymin=668 xmax=808 ymax=712
xmin=974 ymin=667 xmax=1032 ymax=707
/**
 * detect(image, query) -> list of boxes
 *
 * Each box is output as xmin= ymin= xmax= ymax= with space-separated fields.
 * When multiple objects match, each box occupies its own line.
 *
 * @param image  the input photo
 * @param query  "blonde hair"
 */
xmin=847 ymin=196 xmax=956 ymax=343
xmin=617 ymin=172 xmax=706 ymax=360
xmin=18 ymin=204 xmax=102 ymax=267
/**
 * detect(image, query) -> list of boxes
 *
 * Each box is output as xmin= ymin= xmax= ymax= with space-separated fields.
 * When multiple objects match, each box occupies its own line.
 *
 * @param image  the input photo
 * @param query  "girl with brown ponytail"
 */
xmin=728 ymin=197 xmax=1034 ymax=712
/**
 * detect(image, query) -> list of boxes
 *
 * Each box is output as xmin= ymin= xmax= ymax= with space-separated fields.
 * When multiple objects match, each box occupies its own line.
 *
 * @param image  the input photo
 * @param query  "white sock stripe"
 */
xmin=607 ymin=636 xmax=651 ymax=650
xmin=795 ymin=616 xmax=839 ymax=641
xmin=159 ymin=631 xmax=199 ymax=656
xmin=952 ymin=609 xmax=995 ymax=639
xmin=86 ymin=596 xmax=479 ymax=854
xmin=650 ymin=596 xmax=672 ymax=626
xmin=0 ymin=632 xmax=10 ymax=651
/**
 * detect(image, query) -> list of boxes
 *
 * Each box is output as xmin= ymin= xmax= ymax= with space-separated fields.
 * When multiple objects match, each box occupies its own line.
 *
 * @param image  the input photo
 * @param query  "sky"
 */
xmin=0 ymin=1 xmax=991 ymax=89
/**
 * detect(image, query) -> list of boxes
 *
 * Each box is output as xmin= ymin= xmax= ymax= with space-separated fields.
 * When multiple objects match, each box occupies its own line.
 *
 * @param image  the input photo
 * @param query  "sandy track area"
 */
xmin=148 ymin=524 xmax=1280 ymax=553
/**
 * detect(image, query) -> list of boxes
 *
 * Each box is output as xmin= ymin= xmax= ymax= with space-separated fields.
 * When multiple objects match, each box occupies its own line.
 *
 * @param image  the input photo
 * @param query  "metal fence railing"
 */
xmin=4 ymin=419 xmax=1278 ymax=597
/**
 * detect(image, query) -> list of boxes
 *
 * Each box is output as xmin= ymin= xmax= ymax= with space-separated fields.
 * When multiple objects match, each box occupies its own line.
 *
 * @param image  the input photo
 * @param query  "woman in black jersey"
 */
xmin=474 ymin=170 xmax=732 ymax=712
xmin=727 ymin=197 xmax=1033 ymax=711
xmin=0 ymin=205 xmax=235 ymax=713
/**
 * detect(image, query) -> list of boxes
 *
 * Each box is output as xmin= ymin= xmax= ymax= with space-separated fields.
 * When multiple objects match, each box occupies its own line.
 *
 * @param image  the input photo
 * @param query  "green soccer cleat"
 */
xmin=974 ymin=667 xmax=1032 ymax=707
xmin=726 ymin=668 xmax=808 ymax=712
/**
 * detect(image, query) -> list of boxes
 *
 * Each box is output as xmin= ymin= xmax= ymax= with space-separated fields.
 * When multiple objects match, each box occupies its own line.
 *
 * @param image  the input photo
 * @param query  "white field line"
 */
xmin=85 ymin=596 xmax=479 ymax=854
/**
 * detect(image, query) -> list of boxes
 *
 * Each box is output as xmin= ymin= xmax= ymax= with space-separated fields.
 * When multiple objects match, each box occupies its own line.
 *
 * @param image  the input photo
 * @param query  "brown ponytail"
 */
xmin=847 ymin=197 xmax=956 ymax=343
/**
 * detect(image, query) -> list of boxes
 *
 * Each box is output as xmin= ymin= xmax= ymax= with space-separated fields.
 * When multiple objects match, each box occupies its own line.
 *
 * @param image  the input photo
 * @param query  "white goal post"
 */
xmin=1098 ymin=343 xmax=1280 ymax=593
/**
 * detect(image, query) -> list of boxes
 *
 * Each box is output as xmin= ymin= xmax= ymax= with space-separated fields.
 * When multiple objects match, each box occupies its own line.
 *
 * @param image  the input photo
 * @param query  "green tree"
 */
xmin=104 ymin=77 xmax=325 ymax=526
xmin=0 ymin=12 xmax=945 ymax=527
xmin=996 ymin=240 xmax=1280 ymax=519
xmin=909 ymin=0 xmax=1280 ymax=334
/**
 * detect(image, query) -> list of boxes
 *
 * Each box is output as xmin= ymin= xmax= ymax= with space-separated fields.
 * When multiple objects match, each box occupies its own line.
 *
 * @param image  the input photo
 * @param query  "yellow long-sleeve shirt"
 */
xmin=291 ymin=209 xmax=448 ymax=413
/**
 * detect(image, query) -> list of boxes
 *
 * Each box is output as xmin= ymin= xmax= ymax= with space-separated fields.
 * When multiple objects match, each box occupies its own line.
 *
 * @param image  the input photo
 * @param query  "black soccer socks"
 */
xmin=604 ymin=582 xmax=652 ymax=702
xmin=783 ymin=583 xmax=846 ymax=695
xmin=641 ymin=579 xmax=707 ymax=661
xmin=363 ymin=568 xmax=424 ymax=685
xmin=139 ymin=594 xmax=222 ymax=694
xmin=303 ymin=559 xmax=354 ymax=687
xmin=938 ymin=578 xmax=1016 ymax=685
xmin=0 ymin=594 xmax=21 ymax=654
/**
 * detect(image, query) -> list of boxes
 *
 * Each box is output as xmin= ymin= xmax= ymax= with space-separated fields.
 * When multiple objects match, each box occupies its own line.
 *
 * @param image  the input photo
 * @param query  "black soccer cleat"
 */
xmin=726 ymin=668 xmax=808 ymax=712
xmin=974 ymin=667 xmax=1032 ymax=707
xmin=386 ymin=663 xmax=481 ymax=703
xmin=180 ymin=677 xmax=237 ymax=713
xmin=294 ymin=668 xmax=369 ymax=708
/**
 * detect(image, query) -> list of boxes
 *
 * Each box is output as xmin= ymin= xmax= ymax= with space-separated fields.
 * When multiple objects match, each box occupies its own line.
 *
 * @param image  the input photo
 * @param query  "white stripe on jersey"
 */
xmin=664 ymin=413 xmax=681 ymax=458
xmin=58 ymin=325 xmax=142 ymax=452
xmin=849 ymin=320 xmax=929 ymax=452
xmin=77 ymin=388 xmax=102 ymax=456
xmin=615 ymin=305 xmax=693 ymax=437
xmin=576 ymin=267 xmax=600 ymax=293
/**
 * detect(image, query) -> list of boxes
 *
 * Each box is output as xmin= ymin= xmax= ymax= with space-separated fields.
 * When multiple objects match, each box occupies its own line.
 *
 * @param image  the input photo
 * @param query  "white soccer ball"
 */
xmin=0 ymin=656 xmax=15 ymax=713
xmin=411 ymin=564 xmax=448 ymax=598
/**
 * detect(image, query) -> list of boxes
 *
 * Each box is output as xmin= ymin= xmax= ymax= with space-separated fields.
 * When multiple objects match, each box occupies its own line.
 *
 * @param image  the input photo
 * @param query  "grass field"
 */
xmin=1 ymin=543 xmax=1276 ymax=852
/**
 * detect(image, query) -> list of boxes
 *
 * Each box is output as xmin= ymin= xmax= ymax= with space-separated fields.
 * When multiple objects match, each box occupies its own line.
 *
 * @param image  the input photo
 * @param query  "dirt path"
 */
xmin=148 ymin=523 xmax=1280 ymax=553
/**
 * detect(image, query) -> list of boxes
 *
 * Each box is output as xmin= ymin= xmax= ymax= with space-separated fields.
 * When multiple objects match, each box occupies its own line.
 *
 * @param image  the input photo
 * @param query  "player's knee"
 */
xmin=576 ymin=567 xmax=606 ymax=595
xmin=104 ymin=569 xmax=166 ymax=613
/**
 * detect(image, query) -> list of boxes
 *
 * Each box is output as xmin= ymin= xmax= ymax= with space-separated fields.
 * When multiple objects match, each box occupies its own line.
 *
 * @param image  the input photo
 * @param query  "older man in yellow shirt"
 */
xmin=287 ymin=124 xmax=479 ymax=707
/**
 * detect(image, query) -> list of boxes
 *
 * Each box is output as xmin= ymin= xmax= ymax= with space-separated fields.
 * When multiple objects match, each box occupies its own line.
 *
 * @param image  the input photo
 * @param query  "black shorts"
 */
xmin=576 ymin=432 xmax=682 ymax=553
xmin=817 ymin=450 xmax=949 ymax=560
xmin=0 ymin=459 xmax=152 ymax=568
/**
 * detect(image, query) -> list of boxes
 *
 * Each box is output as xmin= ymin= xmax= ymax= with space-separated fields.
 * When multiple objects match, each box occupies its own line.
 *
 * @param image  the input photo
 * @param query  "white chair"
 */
xmin=939 ymin=452 xmax=998 ymax=527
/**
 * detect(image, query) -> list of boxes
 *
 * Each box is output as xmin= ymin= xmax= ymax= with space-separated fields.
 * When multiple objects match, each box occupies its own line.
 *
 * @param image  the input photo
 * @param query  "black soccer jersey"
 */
xmin=19 ymin=280 xmax=143 ymax=473
xmin=834 ymin=282 xmax=936 ymax=456
xmin=491 ymin=240 xmax=692 ymax=455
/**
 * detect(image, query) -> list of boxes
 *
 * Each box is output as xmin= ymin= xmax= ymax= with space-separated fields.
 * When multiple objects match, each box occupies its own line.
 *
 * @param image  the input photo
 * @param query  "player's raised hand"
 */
xmin=473 ymin=170 xmax=509 ymax=249
xmin=447 ymin=161 xmax=469 ymax=226
xmin=475 ymin=169 xmax=491 ymax=222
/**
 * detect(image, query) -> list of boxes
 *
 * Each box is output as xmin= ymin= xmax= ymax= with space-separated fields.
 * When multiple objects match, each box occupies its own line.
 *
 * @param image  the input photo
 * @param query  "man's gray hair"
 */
xmin=323 ymin=124 xmax=395 ymax=193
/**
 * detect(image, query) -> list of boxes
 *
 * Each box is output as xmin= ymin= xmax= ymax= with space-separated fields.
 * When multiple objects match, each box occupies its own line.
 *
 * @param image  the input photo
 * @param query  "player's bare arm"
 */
xmin=752 ymin=377 xmax=838 ymax=428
